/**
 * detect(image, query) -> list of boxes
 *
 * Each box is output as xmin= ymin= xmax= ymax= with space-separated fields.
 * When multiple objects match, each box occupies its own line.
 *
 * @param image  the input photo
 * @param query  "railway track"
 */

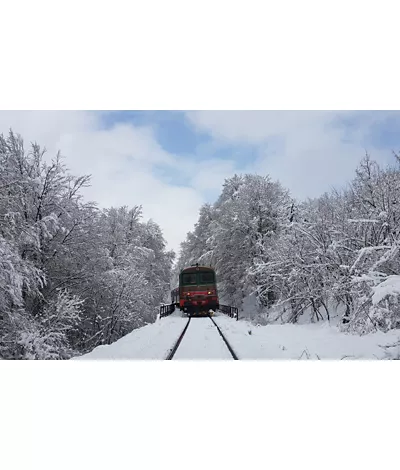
xmin=165 ymin=315 xmax=239 ymax=360
xmin=165 ymin=317 xmax=192 ymax=360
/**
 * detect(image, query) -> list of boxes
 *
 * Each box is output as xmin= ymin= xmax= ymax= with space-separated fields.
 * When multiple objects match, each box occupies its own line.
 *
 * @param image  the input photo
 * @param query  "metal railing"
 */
xmin=160 ymin=303 xmax=175 ymax=318
xmin=219 ymin=304 xmax=239 ymax=320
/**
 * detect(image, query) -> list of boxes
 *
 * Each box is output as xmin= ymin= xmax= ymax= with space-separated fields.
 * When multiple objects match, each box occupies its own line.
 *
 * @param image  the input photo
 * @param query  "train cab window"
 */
xmin=182 ymin=273 xmax=197 ymax=285
xmin=199 ymin=272 xmax=214 ymax=283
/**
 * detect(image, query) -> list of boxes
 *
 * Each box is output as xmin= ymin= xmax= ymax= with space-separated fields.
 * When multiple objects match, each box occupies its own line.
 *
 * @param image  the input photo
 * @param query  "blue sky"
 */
xmin=101 ymin=111 xmax=203 ymax=154
xmin=101 ymin=110 xmax=262 ymax=162
xmin=0 ymin=110 xmax=399 ymax=252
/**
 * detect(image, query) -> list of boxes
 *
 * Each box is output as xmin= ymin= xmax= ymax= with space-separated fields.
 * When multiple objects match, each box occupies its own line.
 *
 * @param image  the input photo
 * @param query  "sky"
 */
xmin=0 ymin=110 xmax=399 ymax=254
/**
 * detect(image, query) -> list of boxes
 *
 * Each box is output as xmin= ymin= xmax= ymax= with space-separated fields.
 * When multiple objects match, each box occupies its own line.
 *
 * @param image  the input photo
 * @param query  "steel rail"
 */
xmin=208 ymin=316 xmax=239 ymax=360
xmin=165 ymin=317 xmax=191 ymax=360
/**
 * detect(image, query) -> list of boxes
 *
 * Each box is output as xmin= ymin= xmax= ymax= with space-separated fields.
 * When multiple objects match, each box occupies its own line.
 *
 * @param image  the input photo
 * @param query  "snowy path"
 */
xmin=172 ymin=316 xmax=234 ymax=359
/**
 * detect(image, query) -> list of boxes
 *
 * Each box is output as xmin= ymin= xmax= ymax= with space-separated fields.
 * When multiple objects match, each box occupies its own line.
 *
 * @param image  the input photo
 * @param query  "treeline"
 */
xmin=176 ymin=153 xmax=400 ymax=334
xmin=0 ymin=131 xmax=174 ymax=359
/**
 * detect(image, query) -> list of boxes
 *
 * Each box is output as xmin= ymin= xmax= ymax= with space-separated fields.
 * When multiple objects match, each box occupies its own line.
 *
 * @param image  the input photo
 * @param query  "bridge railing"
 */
xmin=159 ymin=303 xmax=175 ymax=318
xmin=219 ymin=304 xmax=239 ymax=321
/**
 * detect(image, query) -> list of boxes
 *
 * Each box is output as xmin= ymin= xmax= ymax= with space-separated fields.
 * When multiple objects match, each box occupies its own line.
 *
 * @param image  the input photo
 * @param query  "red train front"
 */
xmin=171 ymin=264 xmax=219 ymax=316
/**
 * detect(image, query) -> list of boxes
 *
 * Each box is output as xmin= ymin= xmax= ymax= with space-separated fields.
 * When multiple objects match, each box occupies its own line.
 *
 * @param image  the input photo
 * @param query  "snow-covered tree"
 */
xmin=176 ymin=174 xmax=292 ymax=313
xmin=0 ymin=130 xmax=174 ymax=358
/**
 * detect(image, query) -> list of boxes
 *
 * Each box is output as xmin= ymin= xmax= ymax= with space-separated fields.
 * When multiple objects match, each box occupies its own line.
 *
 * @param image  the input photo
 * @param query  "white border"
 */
xmin=1 ymin=0 xmax=400 ymax=109
xmin=1 ymin=362 xmax=399 ymax=470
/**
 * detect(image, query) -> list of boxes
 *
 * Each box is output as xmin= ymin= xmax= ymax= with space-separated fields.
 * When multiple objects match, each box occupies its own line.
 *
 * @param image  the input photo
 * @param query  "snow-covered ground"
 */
xmin=74 ymin=310 xmax=400 ymax=360
xmin=213 ymin=316 xmax=400 ymax=359
xmin=74 ymin=311 xmax=188 ymax=360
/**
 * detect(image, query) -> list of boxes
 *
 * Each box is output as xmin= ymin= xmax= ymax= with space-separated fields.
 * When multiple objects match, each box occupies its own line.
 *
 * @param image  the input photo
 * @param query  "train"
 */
xmin=171 ymin=264 xmax=219 ymax=316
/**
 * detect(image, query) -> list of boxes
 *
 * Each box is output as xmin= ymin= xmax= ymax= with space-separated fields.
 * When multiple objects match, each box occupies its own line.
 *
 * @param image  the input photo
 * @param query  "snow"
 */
xmin=371 ymin=275 xmax=400 ymax=305
xmin=212 ymin=316 xmax=400 ymax=359
xmin=74 ymin=312 xmax=188 ymax=360
xmin=74 ymin=311 xmax=400 ymax=360
xmin=172 ymin=317 xmax=233 ymax=359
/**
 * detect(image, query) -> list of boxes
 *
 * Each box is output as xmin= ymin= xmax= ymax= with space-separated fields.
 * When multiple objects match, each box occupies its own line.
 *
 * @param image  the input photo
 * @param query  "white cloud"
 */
xmin=186 ymin=111 xmax=335 ymax=144
xmin=185 ymin=111 xmax=393 ymax=199
xmin=177 ymin=157 xmax=237 ymax=192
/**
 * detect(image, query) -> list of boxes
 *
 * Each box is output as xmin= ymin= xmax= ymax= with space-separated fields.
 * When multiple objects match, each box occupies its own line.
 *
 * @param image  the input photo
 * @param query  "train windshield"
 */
xmin=199 ymin=272 xmax=214 ymax=284
xmin=182 ymin=273 xmax=197 ymax=285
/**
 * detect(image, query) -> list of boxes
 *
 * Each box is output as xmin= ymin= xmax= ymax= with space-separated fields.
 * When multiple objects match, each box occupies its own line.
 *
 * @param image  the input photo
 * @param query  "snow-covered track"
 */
xmin=165 ymin=315 xmax=238 ymax=360
xmin=165 ymin=317 xmax=192 ymax=360
xmin=209 ymin=316 xmax=239 ymax=360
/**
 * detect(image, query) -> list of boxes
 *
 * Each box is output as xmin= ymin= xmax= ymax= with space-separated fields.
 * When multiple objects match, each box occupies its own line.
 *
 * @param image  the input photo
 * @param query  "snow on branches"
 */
xmin=0 ymin=130 xmax=174 ymax=359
